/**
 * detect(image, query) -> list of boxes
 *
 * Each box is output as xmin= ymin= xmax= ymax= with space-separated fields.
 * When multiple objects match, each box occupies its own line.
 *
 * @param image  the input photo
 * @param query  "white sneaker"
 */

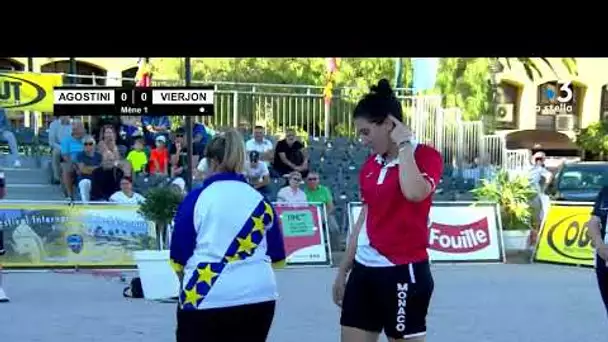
xmin=0 ymin=287 xmax=9 ymax=303
xmin=13 ymin=160 xmax=21 ymax=168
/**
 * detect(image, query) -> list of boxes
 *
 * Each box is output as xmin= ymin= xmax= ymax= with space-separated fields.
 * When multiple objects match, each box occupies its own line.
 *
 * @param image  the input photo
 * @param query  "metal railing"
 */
xmin=8 ymin=72 xmax=529 ymax=172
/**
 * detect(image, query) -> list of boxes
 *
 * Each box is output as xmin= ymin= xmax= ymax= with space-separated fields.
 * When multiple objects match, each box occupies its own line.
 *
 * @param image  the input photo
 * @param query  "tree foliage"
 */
xmin=576 ymin=121 xmax=608 ymax=160
xmin=433 ymin=58 xmax=493 ymax=121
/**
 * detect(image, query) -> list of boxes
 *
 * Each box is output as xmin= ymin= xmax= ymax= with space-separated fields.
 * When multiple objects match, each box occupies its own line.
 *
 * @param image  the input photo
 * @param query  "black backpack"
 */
xmin=123 ymin=277 xmax=144 ymax=299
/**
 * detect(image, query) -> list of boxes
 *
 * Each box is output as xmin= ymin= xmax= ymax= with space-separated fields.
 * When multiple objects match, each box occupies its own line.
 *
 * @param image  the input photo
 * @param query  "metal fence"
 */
xmin=24 ymin=72 xmax=524 ymax=171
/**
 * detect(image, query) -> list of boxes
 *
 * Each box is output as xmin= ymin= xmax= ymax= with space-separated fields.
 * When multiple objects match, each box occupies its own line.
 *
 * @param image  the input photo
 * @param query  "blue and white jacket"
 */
xmin=170 ymin=172 xmax=286 ymax=310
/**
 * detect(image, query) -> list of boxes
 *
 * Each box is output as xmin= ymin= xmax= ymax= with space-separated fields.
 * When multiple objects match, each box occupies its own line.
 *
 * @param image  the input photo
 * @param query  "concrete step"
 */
xmin=4 ymin=184 xmax=64 ymax=201
xmin=2 ymin=168 xmax=52 ymax=185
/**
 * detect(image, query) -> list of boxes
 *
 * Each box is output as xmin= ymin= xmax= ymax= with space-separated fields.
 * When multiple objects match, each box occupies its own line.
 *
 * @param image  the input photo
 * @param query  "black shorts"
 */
xmin=340 ymin=260 xmax=434 ymax=339
xmin=176 ymin=300 xmax=275 ymax=342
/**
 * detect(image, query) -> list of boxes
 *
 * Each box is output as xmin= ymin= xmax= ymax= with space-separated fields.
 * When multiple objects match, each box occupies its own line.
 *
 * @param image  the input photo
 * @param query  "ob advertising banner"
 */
xmin=534 ymin=202 xmax=595 ymax=267
xmin=0 ymin=202 xmax=155 ymax=268
xmin=348 ymin=201 xmax=505 ymax=263
xmin=0 ymin=72 xmax=63 ymax=112
xmin=274 ymin=202 xmax=329 ymax=266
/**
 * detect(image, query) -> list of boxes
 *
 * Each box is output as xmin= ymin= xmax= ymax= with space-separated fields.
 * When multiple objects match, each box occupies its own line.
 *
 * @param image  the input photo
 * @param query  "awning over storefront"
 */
xmin=505 ymin=130 xmax=579 ymax=150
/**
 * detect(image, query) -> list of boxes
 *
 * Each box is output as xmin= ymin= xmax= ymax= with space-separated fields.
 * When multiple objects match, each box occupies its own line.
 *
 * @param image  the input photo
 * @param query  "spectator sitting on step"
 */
xmin=273 ymin=128 xmax=309 ymax=180
xmin=76 ymin=135 xmax=102 ymax=203
xmin=304 ymin=171 xmax=341 ymax=250
xmin=90 ymin=151 xmax=124 ymax=202
xmin=149 ymin=135 xmax=169 ymax=176
xmin=48 ymin=115 xmax=72 ymax=184
xmin=109 ymin=176 xmax=145 ymax=204
xmin=245 ymin=125 xmax=274 ymax=168
xmin=0 ymin=108 xmax=21 ymax=168
xmin=245 ymin=151 xmax=271 ymax=198
xmin=97 ymin=125 xmax=132 ymax=177
xmin=60 ymin=120 xmax=85 ymax=201
xmin=276 ymin=171 xmax=308 ymax=205
xmin=126 ymin=136 xmax=148 ymax=176
xmin=142 ymin=115 xmax=170 ymax=147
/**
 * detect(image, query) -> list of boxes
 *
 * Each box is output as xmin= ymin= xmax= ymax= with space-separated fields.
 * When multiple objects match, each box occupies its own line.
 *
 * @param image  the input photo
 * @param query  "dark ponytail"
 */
xmin=353 ymin=78 xmax=403 ymax=124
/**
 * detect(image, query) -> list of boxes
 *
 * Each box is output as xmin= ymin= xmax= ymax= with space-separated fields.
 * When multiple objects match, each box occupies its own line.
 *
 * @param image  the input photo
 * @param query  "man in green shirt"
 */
xmin=304 ymin=171 xmax=342 ymax=251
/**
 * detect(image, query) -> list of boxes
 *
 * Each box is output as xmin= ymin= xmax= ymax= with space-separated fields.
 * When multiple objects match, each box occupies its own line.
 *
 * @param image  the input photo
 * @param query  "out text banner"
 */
xmin=0 ymin=72 xmax=63 ymax=112
xmin=534 ymin=202 xmax=595 ymax=267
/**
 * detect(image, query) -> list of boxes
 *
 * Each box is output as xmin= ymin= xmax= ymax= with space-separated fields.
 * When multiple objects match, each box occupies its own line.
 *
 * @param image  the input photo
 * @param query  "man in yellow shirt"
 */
xmin=126 ymin=138 xmax=148 ymax=174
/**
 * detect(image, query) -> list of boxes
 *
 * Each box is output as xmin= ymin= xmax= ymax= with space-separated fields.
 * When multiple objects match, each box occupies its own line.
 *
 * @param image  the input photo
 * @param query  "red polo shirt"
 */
xmin=357 ymin=144 xmax=443 ymax=266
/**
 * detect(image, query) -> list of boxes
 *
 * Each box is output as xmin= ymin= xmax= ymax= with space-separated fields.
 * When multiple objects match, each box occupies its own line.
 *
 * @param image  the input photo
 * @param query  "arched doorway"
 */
xmin=536 ymin=80 xmax=585 ymax=131
xmin=496 ymin=80 xmax=521 ymax=129
xmin=41 ymin=60 xmax=107 ymax=86
xmin=121 ymin=67 xmax=138 ymax=87
xmin=0 ymin=58 xmax=25 ymax=71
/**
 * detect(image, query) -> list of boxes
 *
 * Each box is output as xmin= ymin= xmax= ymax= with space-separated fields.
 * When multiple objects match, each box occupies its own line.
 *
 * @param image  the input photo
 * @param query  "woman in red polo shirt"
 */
xmin=332 ymin=79 xmax=443 ymax=342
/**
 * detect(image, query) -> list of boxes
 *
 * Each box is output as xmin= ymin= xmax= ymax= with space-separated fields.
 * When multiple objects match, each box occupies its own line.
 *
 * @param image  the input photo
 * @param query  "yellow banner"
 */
xmin=0 ymin=203 xmax=155 ymax=268
xmin=534 ymin=204 xmax=595 ymax=266
xmin=0 ymin=72 xmax=63 ymax=112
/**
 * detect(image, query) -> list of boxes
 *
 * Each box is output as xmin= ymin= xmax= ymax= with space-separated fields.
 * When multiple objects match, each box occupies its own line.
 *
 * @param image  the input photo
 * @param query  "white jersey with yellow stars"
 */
xmin=170 ymin=172 xmax=286 ymax=310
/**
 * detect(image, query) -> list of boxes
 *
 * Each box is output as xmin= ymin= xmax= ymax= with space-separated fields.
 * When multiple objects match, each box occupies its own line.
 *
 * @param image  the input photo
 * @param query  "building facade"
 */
xmin=495 ymin=57 xmax=608 ymax=139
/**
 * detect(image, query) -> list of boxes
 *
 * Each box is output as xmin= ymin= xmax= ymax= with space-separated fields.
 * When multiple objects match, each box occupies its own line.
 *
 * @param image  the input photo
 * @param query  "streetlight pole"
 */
xmin=184 ymin=57 xmax=193 ymax=192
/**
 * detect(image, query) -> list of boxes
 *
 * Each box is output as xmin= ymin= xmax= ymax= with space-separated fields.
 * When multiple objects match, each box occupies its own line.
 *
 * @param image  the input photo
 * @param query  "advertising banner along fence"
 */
xmin=274 ymin=202 xmax=330 ymax=266
xmin=0 ymin=72 xmax=63 ymax=112
xmin=0 ymin=202 xmax=155 ymax=268
xmin=534 ymin=202 xmax=595 ymax=267
xmin=348 ymin=201 xmax=505 ymax=263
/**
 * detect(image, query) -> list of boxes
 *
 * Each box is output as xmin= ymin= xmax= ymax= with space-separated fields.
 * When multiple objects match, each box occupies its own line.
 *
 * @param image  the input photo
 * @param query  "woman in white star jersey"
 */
xmin=170 ymin=130 xmax=286 ymax=342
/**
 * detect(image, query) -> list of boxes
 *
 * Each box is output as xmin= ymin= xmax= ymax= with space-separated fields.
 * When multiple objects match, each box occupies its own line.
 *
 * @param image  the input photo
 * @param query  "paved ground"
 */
xmin=1 ymin=264 xmax=606 ymax=342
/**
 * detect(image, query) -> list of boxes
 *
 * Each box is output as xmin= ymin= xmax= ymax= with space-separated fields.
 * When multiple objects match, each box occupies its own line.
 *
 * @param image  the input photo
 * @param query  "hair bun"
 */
xmin=370 ymin=79 xmax=394 ymax=97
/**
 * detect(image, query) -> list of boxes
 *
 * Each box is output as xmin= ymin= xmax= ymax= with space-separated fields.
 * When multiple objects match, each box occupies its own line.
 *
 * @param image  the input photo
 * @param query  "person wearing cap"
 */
xmin=528 ymin=151 xmax=552 ymax=230
xmin=150 ymin=135 xmax=169 ymax=176
xmin=245 ymin=150 xmax=271 ymax=198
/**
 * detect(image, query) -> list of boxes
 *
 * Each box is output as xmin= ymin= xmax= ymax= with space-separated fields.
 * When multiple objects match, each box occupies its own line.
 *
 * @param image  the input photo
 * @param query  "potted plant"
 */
xmin=471 ymin=169 xmax=537 ymax=252
xmin=131 ymin=186 xmax=184 ymax=300
xmin=138 ymin=186 xmax=184 ymax=250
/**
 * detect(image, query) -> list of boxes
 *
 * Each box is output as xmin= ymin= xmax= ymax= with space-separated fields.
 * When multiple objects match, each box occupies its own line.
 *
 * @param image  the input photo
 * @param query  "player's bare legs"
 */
xmin=0 ymin=265 xmax=8 ymax=303
xmin=341 ymin=326 xmax=379 ymax=342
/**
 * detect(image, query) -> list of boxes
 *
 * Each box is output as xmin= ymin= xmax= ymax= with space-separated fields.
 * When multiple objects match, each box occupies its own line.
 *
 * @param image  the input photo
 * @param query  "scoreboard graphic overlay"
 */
xmin=53 ymin=87 xmax=214 ymax=116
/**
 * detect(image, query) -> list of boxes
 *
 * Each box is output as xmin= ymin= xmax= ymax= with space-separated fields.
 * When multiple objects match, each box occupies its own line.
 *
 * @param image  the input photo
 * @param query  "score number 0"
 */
xmin=120 ymin=90 xmax=149 ymax=113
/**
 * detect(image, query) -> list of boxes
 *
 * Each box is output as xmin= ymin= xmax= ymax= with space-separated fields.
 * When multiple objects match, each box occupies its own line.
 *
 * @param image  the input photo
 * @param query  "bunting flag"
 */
xmin=323 ymin=58 xmax=339 ymax=105
xmin=135 ymin=58 xmax=152 ymax=87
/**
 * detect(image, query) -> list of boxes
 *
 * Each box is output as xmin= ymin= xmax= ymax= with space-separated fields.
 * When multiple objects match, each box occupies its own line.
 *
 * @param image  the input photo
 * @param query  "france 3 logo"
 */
xmin=536 ymin=80 xmax=574 ymax=115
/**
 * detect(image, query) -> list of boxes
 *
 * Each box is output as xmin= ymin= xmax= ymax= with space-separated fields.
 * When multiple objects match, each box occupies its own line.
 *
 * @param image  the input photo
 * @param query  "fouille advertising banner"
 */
xmin=348 ymin=202 xmax=506 ymax=263
xmin=0 ymin=203 xmax=156 ymax=268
